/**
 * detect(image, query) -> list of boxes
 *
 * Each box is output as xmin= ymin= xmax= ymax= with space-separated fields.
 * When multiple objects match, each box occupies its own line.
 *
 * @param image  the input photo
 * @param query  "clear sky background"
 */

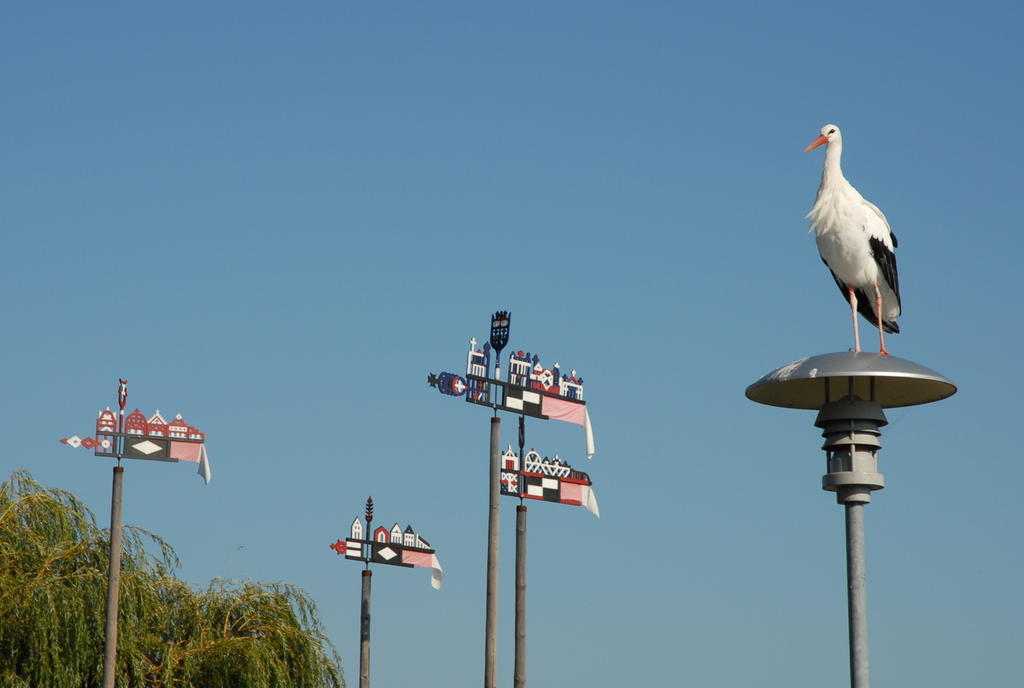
xmin=4 ymin=2 xmax=1022 ymax=686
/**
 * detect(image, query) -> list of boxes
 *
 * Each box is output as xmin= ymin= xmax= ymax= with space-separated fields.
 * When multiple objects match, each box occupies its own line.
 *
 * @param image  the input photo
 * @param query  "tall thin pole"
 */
xmin=845 ymin=502 xmax=870 ymax=688
xmin=514 ymin=504 xmax=527 ymax=688
xmin=484 ymin=415 xmax=500 ymax=688
xmin=360 ymin=569 xmax=372 ymax=688
xmin=102 ymin=465 xmax=124 ymax=688
xmin=514 ymin=414 xmax=527 ymax=688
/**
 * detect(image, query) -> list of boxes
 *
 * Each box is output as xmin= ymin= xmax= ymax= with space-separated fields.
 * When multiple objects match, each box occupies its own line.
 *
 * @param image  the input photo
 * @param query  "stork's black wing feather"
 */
xmin=869 ymin=236 xmax=901 ymax=312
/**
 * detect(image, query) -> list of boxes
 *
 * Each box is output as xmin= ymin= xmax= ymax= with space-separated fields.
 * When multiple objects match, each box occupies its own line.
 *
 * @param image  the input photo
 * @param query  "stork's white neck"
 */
xmin=821 ymin=138 xmax=845 ymax=187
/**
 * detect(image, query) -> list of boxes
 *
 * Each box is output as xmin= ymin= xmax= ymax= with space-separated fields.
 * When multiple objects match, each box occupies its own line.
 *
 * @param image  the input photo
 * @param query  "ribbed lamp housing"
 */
xmin=815 ymin=397 xmax=887 ymax=503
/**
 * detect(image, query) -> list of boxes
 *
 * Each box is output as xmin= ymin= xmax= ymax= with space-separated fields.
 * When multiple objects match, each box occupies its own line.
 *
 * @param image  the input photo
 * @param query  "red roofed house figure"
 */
xmin=168 ymin=414 xmax=189 ymax=438
xmin=125 ymin=409 xmax=148 ymax=435
xmin=147 ymin=411 xmax=168 ymax=437
xmin=96 ymin=409 xmax=117 ymax=435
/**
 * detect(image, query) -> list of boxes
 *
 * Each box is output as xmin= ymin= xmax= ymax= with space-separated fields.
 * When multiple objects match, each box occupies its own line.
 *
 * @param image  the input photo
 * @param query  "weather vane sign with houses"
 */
xmin=499 ymin=445 xmax=600 ymax=518
xmin=330 ymin=497 xmax=443 ymax=589
xmin=428 ymin=311 xmax=595 ymax=458
xmin=427 ymin=311 xmax=599 ymax=688
xmin=60 ymin=379 xmax=211 ymax=483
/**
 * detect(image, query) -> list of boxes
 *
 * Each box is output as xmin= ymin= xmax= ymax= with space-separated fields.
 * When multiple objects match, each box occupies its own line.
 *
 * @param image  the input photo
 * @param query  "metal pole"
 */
xmin=102 ymin=465 xmax=124 ymax=688
xmin=514 ymin=504 xmax=527 ymax=688
xmin=816 ymin=397 xmax=883 ymax=688
xmin=514 ymin=414 xmax=527 ymax=688
xmin=484 ymin=415 xmax=500 ymax=688
xmin=360 ymin=569 xmax=372 ymax=688
xmin=845 ymin=502 xmax=870 ymax=688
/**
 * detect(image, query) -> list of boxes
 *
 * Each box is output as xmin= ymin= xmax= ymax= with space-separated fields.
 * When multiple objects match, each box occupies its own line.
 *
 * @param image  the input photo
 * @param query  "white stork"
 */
xmin=805 ymin=124 xmax=901 ymax=354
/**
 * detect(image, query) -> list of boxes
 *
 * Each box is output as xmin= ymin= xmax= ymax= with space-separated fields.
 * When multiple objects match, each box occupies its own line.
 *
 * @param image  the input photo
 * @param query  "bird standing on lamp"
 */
xmin=805 ymin=124 xmax=901 ymax=354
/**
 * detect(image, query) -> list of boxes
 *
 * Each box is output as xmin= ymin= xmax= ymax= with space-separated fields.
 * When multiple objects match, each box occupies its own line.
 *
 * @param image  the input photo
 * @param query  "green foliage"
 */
xmin=0 ymin=470 xmax=344 ymax=688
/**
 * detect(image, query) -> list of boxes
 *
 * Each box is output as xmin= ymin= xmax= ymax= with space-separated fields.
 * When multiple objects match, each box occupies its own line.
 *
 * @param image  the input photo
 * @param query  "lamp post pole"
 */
xmin=746 ymin=352 xmax=956 ymax=688
xmin=845 ymin=502 xmax=869 ymax=687
xmin=816 ymin=394 xmax=888 ymax=688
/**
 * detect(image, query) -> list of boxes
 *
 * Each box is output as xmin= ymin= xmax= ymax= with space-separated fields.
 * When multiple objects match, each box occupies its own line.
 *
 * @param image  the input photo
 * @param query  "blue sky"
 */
xmin=4 ymin=2 xmax=1022 ymax=686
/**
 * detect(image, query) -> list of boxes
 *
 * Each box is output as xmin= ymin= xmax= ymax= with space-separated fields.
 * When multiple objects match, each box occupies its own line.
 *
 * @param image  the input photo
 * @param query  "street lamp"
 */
xmin=746 ymin=352 xmax=956 ymax=688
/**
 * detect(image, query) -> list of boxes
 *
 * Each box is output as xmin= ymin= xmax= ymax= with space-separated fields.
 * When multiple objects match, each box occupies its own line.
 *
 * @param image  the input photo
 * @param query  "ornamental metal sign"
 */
xmin=428 ymin=311 xmax=595 ymax=458
xmin=499 ymin=445 xmax=599 ymax=517
xmin=60 ymin=379 xmax=212 ymax=483
xmin=330 ymin=497 xmax=444 ymax=589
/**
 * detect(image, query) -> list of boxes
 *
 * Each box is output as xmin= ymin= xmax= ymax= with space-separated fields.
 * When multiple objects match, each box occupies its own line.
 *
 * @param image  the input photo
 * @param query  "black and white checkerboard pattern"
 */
xmin=521 ymin=474 xmax=561 ymax=502
xmin=502 ymin=385 xmax=543 ymax=416
xmin=502 ymin=470 xmax=566 ymax=503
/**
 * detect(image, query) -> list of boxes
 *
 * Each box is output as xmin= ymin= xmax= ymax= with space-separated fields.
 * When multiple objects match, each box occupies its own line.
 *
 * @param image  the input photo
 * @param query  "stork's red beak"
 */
xmin=804 ymin=134 xmax=829 ymax=152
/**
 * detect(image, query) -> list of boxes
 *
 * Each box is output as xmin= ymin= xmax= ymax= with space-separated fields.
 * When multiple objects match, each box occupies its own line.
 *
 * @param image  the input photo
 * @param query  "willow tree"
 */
xmin=0 ymin=469 xmax=344 ymax=688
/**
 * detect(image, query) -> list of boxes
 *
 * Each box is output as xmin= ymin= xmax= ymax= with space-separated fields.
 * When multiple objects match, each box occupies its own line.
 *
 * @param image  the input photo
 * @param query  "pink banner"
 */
xmin=402 ymin=549 xmax=433 ymax=567
xmin=170 ymin=441 xmax=202 ymax=462
xmin=540 ymin=396 xmax=586 ymax=425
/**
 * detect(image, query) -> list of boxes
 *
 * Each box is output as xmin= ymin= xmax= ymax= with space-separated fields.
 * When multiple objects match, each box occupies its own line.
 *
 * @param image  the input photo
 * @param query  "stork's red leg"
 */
xmin=873 ymin=282 xmax=889 ymax=355
xmin=848 ymin=285 xmax=861 ymax=353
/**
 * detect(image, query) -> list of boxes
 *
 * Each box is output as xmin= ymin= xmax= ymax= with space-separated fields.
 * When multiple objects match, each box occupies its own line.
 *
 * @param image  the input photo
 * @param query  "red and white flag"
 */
xmin=401 ymin=549 xmax=444 ymax=589
xmin=559 ymin=480 xmax=601 ymax=518
xmin=540 ymin=396 xmax=595 ymax=458
xmin=170 ymin=441 xmax=212 ymax=485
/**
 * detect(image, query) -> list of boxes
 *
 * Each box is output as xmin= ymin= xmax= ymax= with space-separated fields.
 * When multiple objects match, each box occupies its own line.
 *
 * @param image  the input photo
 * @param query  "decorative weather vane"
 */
xmin=427 ymin=312 xmax=598 ymax=688
xmin=60 ymin=378 xmax=212 ymax=482
xmin=57 ymin=380 xmax=211 ymax=688
xmin=330 ymin=497 xmax=442 ymax=688
xmin=499 ymin=445 xmax=600 ymax=518
xmin=329 ymin=496 xmax=443 ymax=588
xmin=502 ymin=416 xmax=600 ymax=688
xmin=428 ymin=311 xmax=595 ymax=458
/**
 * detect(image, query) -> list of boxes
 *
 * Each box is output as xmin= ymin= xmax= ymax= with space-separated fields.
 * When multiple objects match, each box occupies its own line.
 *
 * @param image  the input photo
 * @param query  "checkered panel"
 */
xmin=521 ymin=474 xmax=561 ymax=502
xmin=503 ymin=386 xmax=543 ymax=416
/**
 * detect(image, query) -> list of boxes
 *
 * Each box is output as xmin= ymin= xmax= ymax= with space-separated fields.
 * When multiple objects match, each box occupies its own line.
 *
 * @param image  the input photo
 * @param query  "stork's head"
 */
xmin=804 ymin=124 xmax=841 ymax=152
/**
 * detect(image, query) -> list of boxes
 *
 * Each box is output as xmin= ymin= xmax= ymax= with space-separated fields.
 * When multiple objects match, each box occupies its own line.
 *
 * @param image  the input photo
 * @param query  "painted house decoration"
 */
xmin=428 ymin=315 xmax=596 ymax=458
xmin=60 ymin=380 xmax=211 ymax=484
xmin=330 ymin=498 xmax=443 ymax=590
xmin=499 ymin=445 xmax=600 ymax=518
xmin=507 ymin=352 xmax=584 ymax=400
xmin=118 ymin=409 xmax=206 ymax=442
xmin=93 ymin=408 xmax=207 ymax=463
xmin=466 ymin=337 xmax=490 ymax=403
